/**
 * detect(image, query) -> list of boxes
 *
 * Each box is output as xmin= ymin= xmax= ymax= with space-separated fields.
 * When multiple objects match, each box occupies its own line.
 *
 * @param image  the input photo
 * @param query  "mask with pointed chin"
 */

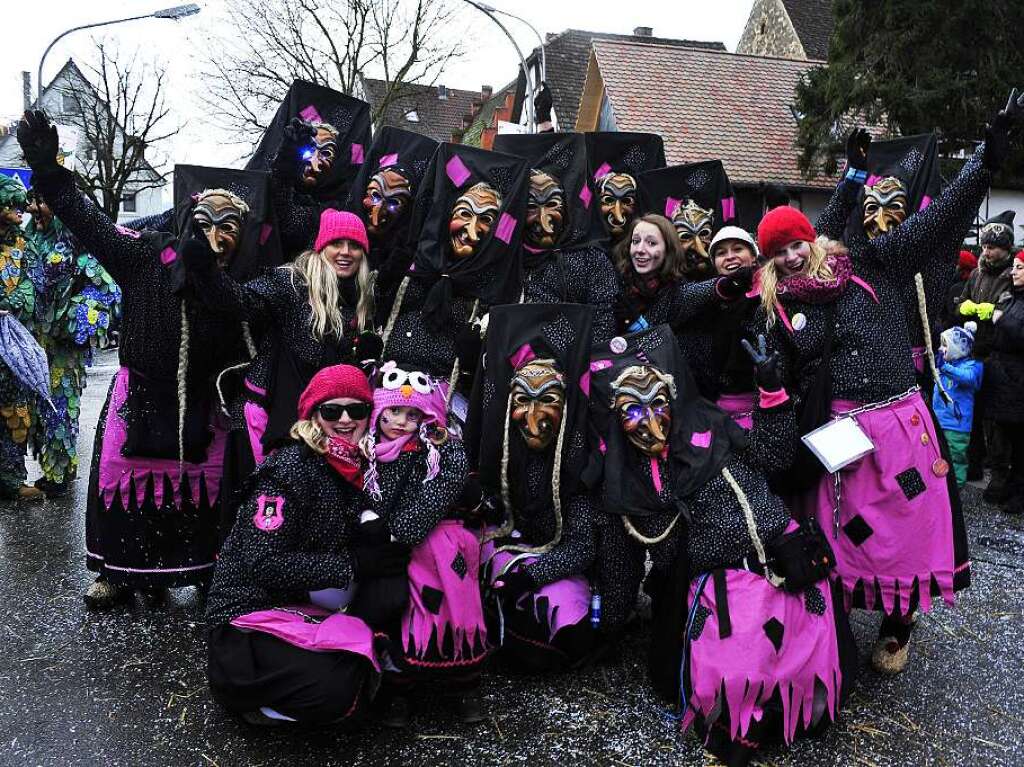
xmin=671 ymin=198 xmax=714 ymax=276
xmin=510 ymin=359 xmax=565 ymax=451
xmin=301 ymin=125 xmax=340 ymax=189
xmin=862 ymin=176 xmax=908 ymax=239
xmin=611 ymin=365 xmax=675 ymax=457
xmin=598 ymin=172 xmax=637 ymax=239
xmin=363 ymin=167 xmax=412 ymax=239
xmin=192 ymin=189 xmax=249 ymax=268
xmin=449 ymin=182 xmax=501 ymax=258
xmin=525 ymin=169 xmax=565 ymax=249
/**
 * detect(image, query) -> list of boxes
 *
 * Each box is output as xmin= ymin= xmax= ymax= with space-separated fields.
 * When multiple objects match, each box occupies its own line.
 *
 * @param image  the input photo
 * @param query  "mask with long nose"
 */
xmin=525 ymin=169 xmax=565 ymax=249
xmin=862 ymin=176 xmax=908 ymax=239
xmin=363 ymin=167 xmax=412 ymax=239
xmin=449 ymin=182 xmax=501 ymax=258
xmin=611 ymin=365 xmax=675 ymax=458
xmin=598 ymin=172 xmax=637 ymax=239
xmin=510 ymin=359 xmax=565 ymax=451
xmin=671 ymin=198 xmax=714 ymax=276
xmin=301 ymin=125 xmax=340 ymax=189
xmin=192 ymin=189 xmax=250 ymax=268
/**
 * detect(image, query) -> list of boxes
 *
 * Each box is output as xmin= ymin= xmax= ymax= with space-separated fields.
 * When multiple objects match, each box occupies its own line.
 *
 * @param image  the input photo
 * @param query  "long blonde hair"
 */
xmin=759 ymin=235 xmax=836 ymax=328
xmin=289 ymin=418 xmax=328 ymax=453
xmin=281 ymin=248 xmax=375 ymax=340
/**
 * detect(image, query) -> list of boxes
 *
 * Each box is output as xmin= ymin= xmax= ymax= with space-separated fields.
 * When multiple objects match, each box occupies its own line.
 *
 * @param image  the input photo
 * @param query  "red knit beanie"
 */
xmin=958 ymin=250 xmax=978 ymax=279
xmin=757 ymin=205 xmax=817 ymax=260
xmin=297 ymin=364 xmax=372 ymax=420
xmin=1016 ymin=250 xmax=1024 ymax=264
xmin=314 ymin=209 xmax=370 ymax=253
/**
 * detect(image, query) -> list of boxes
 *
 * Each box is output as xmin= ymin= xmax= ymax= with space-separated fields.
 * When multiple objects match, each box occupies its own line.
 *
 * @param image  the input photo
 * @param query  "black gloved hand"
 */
xmin=454 ymin=473 xmax=484 ymax=521
xmin=535 ymin=82 xmax=554 ymax=126
xmin=17 ymin=110 xmax=62 ymax=178
xmin=983 ymin=88 xmax=1024 ymax=172
xmin=715 ymin=265 xmax=753 ymax=300
xmin=353 ymin=541 xmax=411 ymax=578
xmin=493 ymin=569 xmax=535 ymax=603
xmin=354 ymin=331 xmax=383 ymax=365
xmin=272 ymin=117 xmax=315 ymax=179
xmin=180 ymin=214 xmax=218 ymax=275
xmin=455 ymin=322 xmax=483 ymax=375
xmin=845 ymin=127 xmax=872 ymax=172
xmin=741 ymin=333 xmax=783 ymax=392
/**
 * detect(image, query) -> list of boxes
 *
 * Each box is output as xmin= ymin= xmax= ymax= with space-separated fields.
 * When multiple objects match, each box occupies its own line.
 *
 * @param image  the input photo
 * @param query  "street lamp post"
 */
xmin=460 ymin=0 xmax=536 ymax=133
xmin=36 ymin=4 xmax=200 ymax=102
xmin=476 ymin=3 xmax=545 ymax=83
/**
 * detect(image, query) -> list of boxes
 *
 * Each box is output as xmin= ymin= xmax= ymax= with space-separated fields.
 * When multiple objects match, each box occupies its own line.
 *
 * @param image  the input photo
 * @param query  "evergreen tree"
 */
xmin=794 ymin=0 xmax=1024 ymax=183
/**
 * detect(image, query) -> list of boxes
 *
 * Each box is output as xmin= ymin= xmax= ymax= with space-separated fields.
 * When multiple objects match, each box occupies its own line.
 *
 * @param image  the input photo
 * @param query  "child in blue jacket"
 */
xmin=933 ymin=322 xmax=983 ymax=486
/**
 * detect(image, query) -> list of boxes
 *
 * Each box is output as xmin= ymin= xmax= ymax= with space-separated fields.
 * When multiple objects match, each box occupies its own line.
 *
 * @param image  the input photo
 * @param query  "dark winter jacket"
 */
xmin=956 ymin=256 xmax=1013 ymax=358
xmin=205 ymin=444 xmax=365 ymax=626
xmin=987 ymin=287 xmax=1024 ymax=423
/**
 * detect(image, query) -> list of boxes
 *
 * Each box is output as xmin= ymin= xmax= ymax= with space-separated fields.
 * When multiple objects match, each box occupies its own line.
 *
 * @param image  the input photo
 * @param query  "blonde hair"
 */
xmin=759 ymin=235 xmax=836 ymax=328
xmin=289 ymin=418 xmax=329 ymax=453
xmin=281 ymin=247 xmax=375 ymax=339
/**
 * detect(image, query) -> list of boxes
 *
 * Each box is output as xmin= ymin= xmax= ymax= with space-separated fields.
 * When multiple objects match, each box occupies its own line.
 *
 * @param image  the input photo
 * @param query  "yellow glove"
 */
xmin=959 ymin=299 xmax=979 ymax=317
xmin=976 ymin=302 xmax=995 ymax=321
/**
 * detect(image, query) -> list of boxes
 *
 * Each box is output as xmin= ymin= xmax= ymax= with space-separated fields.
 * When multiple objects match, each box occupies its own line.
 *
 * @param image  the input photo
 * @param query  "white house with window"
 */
xmin=0 ymin=59 xmax=166 ymax=223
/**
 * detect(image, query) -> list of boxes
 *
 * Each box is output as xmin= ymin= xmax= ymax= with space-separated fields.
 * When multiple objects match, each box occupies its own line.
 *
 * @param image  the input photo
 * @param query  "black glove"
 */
xmin=493 ymin=569 xmax=535 ymax=603
xmin=353 ymin=331 xmax=383 ymax=365
xmin=983 ymin=88 xmax=1024 ymax=172
xmin=353 ymin=541 xmax=411 ymax=578
xmin=180 ymin=214 xmax=218 ymax=275
xmin=272 ymin=117 xmax=315 ymax=179
xmin=741 ymin=333 xmax=783 ymax=392
xmin=455 ymin=322 xmax=483 ymax=375
xmin=845 ymin=127 xmax=872 ymax=172
xmin=715 ymin=266 xmax=753 ymax=300
xmin=535 ymin=82 xmax=554 ymax=126
xmin=453 ymin=473 xmax=484 ymax=521
xmin=17 ymin=110 xmax=62 ymax=178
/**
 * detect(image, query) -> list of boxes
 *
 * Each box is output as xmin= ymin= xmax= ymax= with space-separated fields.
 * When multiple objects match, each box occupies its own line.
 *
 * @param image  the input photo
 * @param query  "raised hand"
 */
xmin=846 ymin=127 xmax=872 ymax=172
xmin=16 ymin=110 xmax=61 ymax=176
xmin=983 ymin=88 xmax=1024 ymax=172
xmin=716 ymin=265 xmax=754 ymax=300
xmin=273 ymin=117 xmax=315 ymax=178
xmin=741 ymin=333 xmax=783 ymax=392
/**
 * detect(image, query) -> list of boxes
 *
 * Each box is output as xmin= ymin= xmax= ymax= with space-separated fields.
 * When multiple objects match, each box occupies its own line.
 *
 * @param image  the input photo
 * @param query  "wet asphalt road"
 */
xmin=1 ymin=349 xmax=1022 ymax=766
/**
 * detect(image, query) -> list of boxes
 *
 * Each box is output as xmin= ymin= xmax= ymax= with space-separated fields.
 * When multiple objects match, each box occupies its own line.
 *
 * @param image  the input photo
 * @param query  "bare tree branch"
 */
xmin=195 ymin=0 xmax=464 ymax=154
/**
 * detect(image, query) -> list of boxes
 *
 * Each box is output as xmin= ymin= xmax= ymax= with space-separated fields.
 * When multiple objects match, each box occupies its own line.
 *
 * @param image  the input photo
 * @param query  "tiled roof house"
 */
xmin=736 ymin=0 xmax=833 ymax=61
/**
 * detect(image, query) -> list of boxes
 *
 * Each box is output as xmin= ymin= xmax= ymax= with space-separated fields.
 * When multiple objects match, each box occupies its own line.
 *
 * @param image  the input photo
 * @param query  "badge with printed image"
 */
xmin=254 ymin=495 xmax=285 ymax=531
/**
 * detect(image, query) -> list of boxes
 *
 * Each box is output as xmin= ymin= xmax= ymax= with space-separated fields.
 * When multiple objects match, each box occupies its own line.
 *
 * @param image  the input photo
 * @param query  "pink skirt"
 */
xmin=716 ymin=392 xmax=755 ymax=431
xmin=809 ymin=391 xmax=966 ymax=615
xmin=683 ymin=570 xmax=842 ymax=744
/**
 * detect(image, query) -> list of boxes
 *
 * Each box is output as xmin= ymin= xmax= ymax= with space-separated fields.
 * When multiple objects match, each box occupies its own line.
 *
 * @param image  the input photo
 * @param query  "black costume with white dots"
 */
xmin=523 ymin=245 xmax=619 ymax=344
xmin=205 ymin=444 xmax=365 ymax=627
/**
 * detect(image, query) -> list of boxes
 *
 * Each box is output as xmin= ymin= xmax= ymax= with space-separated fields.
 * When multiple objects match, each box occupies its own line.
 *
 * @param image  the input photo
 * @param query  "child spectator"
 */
xmin=933 ymin=322 xmax=983 ymax=486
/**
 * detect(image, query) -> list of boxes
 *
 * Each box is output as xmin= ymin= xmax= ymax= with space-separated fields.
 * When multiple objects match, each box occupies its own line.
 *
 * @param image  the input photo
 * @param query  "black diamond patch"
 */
xmin=804 ymin=586 xmax=826 ymax=616
xmin=763 ymin=617 xmax=785 ymax=652
xmin=451 ymin=551 xmax=467 ymax=579
xmin=843 ymin=515 xmax=874 ymax=546
xmin=690 ymin=604 xmax=712 ymax=641
xmin=895 ymin=467 xmax=926 ymax=501
xmin=421 ymin=585 xmax=444 ymax=615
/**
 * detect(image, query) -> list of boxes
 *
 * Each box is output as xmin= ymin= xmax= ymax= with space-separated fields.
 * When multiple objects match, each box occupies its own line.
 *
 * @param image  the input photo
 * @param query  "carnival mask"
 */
xmin=510 ymin=359 xmax=566 ymax=451
xmin=611 ymin=365 xmax=675 ymax=458
xmin=671 ymin=199 xmax=714 ymax=272
xmin=26 ymin=194 xmax=53 ymax=232
xmin=525 ymin=169 xmax=565 ymax=249
xmin=193 ymin=189 xmax=250 ymax=267
xmin=862 ymin=177 xmax=908 ymax=239
xmin=598 ymin=173 xmax=637 ymax=238
xmin=301 ymin=125 xmax=340 ymax=189
xmin=363 ymin=167 xmax=413 ymax=239
xmin=449 ymin=182 xmax=501 ymax=258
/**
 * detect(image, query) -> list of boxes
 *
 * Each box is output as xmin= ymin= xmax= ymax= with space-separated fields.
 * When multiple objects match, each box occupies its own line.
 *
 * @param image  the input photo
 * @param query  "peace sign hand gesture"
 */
xmin=741 ymin=334 xmax=783 ymax=392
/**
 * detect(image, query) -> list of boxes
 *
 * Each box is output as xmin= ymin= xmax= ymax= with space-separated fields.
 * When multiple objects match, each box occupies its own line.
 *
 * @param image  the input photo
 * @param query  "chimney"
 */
xmin=22 ymin=72 xmax=32 ymax=109
xmin=481 ymin=84 xmax=493 ymax=100
xmin=470 ymin=98 xmax=483 ymax=117
xmin=437 ymin=84 xmax=448 ymax=100
xmin=633 ymin=26 xmax=653 ymax=37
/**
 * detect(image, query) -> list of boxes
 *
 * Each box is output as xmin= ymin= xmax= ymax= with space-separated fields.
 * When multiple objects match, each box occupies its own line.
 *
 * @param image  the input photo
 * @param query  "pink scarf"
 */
xmin=778 ymin=252 xmax=852 ymax=304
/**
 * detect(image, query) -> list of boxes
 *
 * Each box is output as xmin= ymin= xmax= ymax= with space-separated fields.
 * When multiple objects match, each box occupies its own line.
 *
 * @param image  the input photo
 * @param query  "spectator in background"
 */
xmin=933 ymin=322 xmax=983 ymax=487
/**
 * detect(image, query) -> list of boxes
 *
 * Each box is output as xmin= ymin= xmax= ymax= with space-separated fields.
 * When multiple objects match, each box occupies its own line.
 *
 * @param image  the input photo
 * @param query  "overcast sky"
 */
xmin=1 ymin=0 xmax=756 ymax=171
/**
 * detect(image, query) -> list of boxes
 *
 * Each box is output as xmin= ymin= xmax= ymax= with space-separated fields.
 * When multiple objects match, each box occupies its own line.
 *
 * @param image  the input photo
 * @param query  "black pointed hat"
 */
xmin=344 ymin=126 xmax=439 ymax=262
xmin=409 ymin=143 xmax=529 ymax=330
xmin=589 ymin=325 xmax=746 ymax=517
xmin=246 ymin=79 xmax=372 ymax=202
xmin=492 ymin=132 xmax=606 ymax=252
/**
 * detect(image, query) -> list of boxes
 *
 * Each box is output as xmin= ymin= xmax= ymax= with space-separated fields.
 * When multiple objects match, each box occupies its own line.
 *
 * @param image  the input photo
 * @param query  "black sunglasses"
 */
xmin=317 ymin=402 xmax=371 ymax=421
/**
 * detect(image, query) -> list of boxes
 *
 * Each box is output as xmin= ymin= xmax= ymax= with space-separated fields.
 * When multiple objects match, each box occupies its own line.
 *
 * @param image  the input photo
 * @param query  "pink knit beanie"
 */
xmin=314 ymin=209 xmax=370 ymax=253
